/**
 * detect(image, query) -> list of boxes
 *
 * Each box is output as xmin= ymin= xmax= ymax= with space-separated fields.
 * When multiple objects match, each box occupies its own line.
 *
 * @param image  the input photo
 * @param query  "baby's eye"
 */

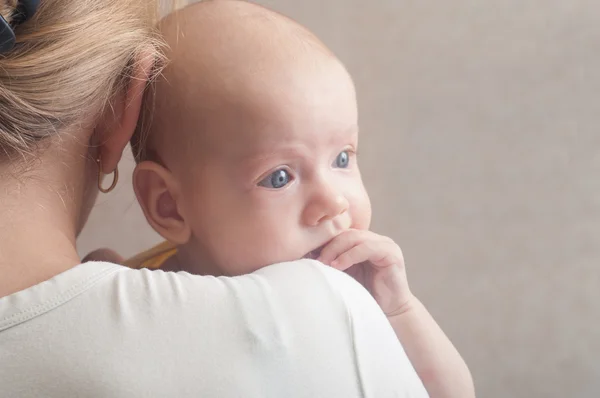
xmin=333 ymin=150 xmax=350 ymax=168
xmin=258 ymin=169 xmax=292 ymax=189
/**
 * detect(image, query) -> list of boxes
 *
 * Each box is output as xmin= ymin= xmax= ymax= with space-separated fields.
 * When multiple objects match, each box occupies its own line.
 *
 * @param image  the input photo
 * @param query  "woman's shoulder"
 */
xmin=1 ymin=259 xmax=377 ymax=332
xmin=112 ymin=258 xmax=367 ymax=303
xmin=0 ymin=260 xmax=351 ymax=344
xmin=110 ymin=258 xmax=370 ymax=320
xmin=2 ymin=260 xmax=367 ymax=373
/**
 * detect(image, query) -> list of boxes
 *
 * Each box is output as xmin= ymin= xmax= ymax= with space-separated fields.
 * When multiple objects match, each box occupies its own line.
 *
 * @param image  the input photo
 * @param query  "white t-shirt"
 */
xmin=0 ymin=259 xmax=428 ymax=397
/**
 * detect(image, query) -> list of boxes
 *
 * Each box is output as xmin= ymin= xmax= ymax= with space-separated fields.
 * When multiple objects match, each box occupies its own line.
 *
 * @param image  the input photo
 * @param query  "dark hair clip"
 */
xmin=0 ymin=1 xmax=41 ymax=55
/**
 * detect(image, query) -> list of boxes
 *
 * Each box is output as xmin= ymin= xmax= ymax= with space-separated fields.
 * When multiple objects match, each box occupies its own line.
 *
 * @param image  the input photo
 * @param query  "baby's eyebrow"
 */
xmin=236 ymin=125 xmax=360 ymax=164
xmin=239 ymin=147 xmax=304 ymax=166
xmin=323 ymin=125 xmax=360 ymax=144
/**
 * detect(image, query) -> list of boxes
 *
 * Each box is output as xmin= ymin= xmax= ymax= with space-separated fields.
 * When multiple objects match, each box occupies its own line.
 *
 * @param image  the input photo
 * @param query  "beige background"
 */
xmin=77 ymin=1 xmax=600 ymax=397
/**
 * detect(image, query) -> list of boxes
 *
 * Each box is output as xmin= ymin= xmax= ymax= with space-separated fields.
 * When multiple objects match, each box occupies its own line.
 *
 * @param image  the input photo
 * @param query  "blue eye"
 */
xmin=334 ymin=151 xmax=350 ymax=168
xmin=258 ymin=169 xmax=292 ymax=189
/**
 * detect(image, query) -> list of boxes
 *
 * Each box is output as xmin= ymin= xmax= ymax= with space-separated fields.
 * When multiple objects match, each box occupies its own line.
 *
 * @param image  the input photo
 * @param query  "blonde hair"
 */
xmin=0 ymin=0 xmax=168 ymax=161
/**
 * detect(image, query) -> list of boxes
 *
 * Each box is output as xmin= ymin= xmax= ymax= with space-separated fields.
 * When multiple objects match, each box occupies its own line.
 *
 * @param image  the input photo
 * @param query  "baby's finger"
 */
xmin=330 ymin=241 xmax=387 ymax=271
xmin=317 ymin=230 xmax=367 ymax=264
xmin=331 ymin=241 xmax=401 ymax=270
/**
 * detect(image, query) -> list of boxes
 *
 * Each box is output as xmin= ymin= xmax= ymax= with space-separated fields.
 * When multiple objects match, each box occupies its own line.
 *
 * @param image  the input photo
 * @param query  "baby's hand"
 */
xmin=320 ymin=230 xmax=476 ymax=398
xmin=318 ymin=229 xmax=413 ymax=316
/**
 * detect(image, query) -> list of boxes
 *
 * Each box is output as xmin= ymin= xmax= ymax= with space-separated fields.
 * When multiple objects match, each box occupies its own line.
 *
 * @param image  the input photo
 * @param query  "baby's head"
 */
xmin=132 ymin=0 xmax=371 ymax=276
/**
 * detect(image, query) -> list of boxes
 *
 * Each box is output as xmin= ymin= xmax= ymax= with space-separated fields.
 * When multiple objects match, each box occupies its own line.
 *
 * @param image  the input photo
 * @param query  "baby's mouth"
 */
xmin=303 ymin=245 xmax=325 ymax=260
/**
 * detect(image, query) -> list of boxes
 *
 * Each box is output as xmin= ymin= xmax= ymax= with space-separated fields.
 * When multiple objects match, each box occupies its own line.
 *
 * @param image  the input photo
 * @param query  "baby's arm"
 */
xmin=319 ymin=230 xmax=475 ymax=398
xmin=387 ymin=296 xmax=475 ymax=398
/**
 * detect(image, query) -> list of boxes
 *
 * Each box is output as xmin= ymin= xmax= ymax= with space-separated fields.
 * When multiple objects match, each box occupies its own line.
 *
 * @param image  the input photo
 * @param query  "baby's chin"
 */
xmin=302 ymin=242 xmax=329 ymax=260
xmin=222 ymin=240 xmax=335 ymax=275
xmin=230 ymin=248 xmax=324 ymax=274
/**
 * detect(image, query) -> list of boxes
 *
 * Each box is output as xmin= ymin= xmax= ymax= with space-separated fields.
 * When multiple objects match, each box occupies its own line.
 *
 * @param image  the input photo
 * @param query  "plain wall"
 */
xmin=77 ymin=1 xmax=600 ymax=397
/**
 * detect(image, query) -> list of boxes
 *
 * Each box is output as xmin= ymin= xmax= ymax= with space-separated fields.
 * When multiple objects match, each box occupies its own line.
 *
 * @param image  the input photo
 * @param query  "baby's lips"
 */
xmin=303 ymin=246 xmax=323 ymax=261
xmin=303 ymin=240 xmax=334 ymax=261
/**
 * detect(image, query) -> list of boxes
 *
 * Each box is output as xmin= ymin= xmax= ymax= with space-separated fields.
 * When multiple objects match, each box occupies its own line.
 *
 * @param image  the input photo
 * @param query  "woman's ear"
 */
xmin=95 ymin=52 xmax=155 ymax=173
xmin=133 ymin=161 xmax=192 ymax=245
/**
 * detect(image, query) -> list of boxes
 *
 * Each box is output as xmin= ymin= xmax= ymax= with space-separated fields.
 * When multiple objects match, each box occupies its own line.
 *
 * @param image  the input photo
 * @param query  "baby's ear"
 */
xmin=133 ymin=161 xmax=191 ymax=245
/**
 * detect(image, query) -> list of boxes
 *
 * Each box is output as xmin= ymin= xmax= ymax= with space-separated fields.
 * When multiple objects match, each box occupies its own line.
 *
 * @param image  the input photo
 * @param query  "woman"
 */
xmin=0 ymin=1 xmax=426 ymax=396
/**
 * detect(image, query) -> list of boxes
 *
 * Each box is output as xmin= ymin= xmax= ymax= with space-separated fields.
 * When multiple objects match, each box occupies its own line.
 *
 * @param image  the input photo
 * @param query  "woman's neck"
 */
xmin=0 ymin=153 xmax=85 ymax=298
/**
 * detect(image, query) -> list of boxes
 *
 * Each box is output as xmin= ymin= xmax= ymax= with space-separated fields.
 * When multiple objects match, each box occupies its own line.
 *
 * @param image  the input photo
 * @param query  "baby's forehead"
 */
xmin=178 ymin=74 xmax=358 ymax=147
xmin=202 ymin=120 xmax=359 ymax=157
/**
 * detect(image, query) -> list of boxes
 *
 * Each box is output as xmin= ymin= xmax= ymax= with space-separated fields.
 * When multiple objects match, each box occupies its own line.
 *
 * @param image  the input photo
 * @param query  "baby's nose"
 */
xmin=303 ymin=191 xmax=350 ymax=227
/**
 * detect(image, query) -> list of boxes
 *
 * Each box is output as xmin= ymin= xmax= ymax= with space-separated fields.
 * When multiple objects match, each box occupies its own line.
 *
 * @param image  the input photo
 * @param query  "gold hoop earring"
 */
xmin=97 ymin=157 xmax=119 ymax=194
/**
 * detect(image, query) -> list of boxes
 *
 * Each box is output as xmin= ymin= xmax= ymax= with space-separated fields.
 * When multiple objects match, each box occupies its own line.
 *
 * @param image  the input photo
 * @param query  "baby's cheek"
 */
xmin=350 ymin=189 xmax=372 ymax=231
xmin=227 ymin=221 xmax=294 ymax=274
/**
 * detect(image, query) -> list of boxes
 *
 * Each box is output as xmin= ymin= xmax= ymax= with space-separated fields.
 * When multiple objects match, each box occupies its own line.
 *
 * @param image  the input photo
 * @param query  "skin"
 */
xmin=133 ymin=2 xmax=475 ymax=398
xmin=0 ymin=56 xmax=153 ymax=297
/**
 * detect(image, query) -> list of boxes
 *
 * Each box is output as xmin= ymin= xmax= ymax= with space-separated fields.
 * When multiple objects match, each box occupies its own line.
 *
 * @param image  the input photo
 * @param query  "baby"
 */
xmin=127 ymin=1 xmax=474 ymax=397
